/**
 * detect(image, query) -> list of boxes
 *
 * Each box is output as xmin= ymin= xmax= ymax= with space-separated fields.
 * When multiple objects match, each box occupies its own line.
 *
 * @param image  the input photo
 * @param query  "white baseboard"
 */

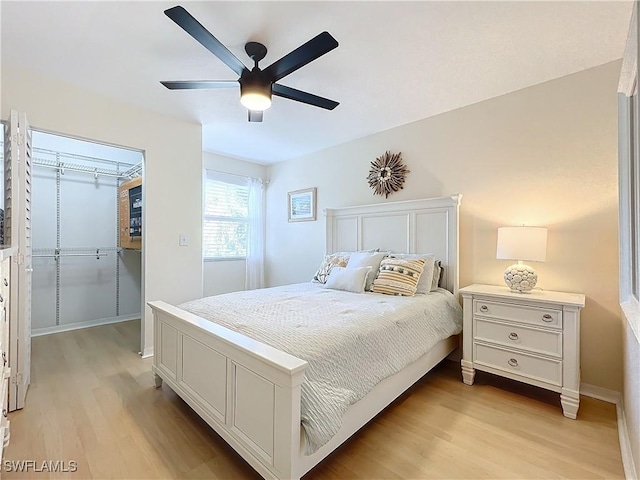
xmin=580 ymin=382 xmax=622 ymax=404
xmin=581 ymin=383 xmax=637 ymax=480
xmin=618 ymin=399 xmax=638 ymax=480
xmin=141 ymin=346 xmax=154 ymax=359
xmin=32 ymin=314 xmax=141 ymax=337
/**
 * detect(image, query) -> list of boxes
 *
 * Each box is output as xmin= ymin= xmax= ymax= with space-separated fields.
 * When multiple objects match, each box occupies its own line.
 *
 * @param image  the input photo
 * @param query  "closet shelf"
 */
xmin=3 ymin=144 xmax=141 ymax=180
xmin=122 ymin=163 xmax=142 ymax=179
xmin=33 ymin=157 xmax=125 ymax=179
xmin=34 ymin=147 xmax=134 ymax=169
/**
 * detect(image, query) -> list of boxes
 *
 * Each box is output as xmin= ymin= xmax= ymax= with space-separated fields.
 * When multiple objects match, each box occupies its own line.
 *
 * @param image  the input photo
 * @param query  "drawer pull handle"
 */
xmin=542 ymin=314 xmax=553 ymax=322
xmin=507 ymin=358 xmax=519 ymax=367
xmin=479 ymin=305 xmax=489 ymax=312
xmin=3 ymin=409 xmax=7 ymax=418
xmin=2 ymin=352 xmax=6 ymax=367
xmin=0 ymin=295 xmax=4 ymax=303
xmin=3 ymin=279 xmax=7 ymax=287
xmin=508 ymin=332 xmax=519 ymax=341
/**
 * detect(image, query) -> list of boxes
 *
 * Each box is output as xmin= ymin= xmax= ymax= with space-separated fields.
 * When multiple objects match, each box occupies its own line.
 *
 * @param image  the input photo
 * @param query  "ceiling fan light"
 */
xmin=240 ymin=92 xmax=272 ymax=111
xmin=240 ymin=78 xmax=272 ymax=111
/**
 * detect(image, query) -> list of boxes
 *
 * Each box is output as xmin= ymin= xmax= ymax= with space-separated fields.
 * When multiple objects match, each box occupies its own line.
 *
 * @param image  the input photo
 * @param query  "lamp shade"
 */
xmin=239 ymin=77 xmax=272 ymax=111
xmin=240 ymin=92 xmax=272 ymax=111
xmin=496 ymin=226 xmax=547 ymax=262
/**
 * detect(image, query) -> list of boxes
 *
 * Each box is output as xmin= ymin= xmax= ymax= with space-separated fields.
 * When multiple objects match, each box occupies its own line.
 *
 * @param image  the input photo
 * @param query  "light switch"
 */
xmin=179 ymin=234 xmax=189 ymax=246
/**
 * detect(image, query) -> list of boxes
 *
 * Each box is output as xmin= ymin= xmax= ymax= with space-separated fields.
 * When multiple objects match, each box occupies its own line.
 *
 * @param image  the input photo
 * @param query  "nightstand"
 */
xmin=459 ymin=284 xmax=585 ymax=419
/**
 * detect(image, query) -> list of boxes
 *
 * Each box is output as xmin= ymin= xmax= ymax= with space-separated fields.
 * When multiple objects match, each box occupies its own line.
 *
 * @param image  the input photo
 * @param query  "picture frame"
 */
xmin=288 ymin=187 xmax=317 ymax=222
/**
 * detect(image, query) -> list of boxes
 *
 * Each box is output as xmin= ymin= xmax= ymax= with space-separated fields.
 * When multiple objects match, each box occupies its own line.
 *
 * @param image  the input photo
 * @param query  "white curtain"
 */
xmin=245 ymin=177 xmax=265 ymax=290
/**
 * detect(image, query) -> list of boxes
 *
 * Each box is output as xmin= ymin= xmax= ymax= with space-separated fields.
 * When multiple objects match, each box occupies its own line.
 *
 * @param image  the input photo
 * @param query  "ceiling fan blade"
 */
xmin=160 ymin=80 xmax=238 ymax=90
xmin=263 ymin=32 xmax=338 ymax=83
xmin=272 ymin=84 xmax=339 ymax=110
xmin=164 ymin=6 xmax=247 ymax=77
xmin=248 ymin=110 xmax=263 ymax=122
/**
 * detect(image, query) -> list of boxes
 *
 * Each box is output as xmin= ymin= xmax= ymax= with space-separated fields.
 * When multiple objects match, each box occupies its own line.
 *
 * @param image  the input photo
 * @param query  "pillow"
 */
xmin=389 ymin=253 xmax=435 ymax=295
xmin=311 ymin=252 xmax=351 ymax=284
xmin=431 ymin=260 xmax=443 ymax=291
xmin=324 ymin=266 xmax=371 ymax=293
xmin=311 ymin=249 xmax=379 ymax=284
xmin=372 ymin=258 xmax=426 ymax=296
xmin=346 ymin=251 xmax=388 ymax=291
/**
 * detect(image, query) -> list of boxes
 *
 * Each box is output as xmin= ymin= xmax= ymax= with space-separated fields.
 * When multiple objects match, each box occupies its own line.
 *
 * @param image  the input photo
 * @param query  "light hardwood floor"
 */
xmin=3 ymin=320 xmax=624 ymax=479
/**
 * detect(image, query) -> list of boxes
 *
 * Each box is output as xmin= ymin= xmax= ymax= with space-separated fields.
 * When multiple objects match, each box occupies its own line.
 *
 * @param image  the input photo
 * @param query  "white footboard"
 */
xmin=148 ymin=301 xmax=308 ymax=480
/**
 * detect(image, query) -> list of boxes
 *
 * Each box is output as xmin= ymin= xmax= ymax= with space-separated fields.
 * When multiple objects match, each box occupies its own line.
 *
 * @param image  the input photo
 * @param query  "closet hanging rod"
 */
xmin=33 ymin=247 xmax=119 ymax=259
xmin=33 ymin=247 xmax=120 ymax=253
xmin=33 ymin=253 xmax=109 ymax=259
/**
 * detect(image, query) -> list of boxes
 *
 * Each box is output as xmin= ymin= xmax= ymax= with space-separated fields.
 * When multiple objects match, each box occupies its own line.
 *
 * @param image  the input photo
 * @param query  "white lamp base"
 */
xmin=504 ymin=262 xmax=538 ymax=293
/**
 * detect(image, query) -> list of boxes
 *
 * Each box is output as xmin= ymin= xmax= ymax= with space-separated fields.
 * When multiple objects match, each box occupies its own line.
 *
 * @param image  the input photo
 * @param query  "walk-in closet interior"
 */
xmin=0 ymin=129 xmax=143 ymax=347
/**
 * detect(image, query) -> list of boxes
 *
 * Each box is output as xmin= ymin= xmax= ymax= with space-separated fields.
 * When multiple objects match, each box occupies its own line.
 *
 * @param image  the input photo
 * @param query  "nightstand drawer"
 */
xmin=474 ymin=343 xmax=562 ymax=386
xmin=474 ymin=318 xmax=562 ymax=357
xmin=473 ymin=299 xmax=562 ymax=329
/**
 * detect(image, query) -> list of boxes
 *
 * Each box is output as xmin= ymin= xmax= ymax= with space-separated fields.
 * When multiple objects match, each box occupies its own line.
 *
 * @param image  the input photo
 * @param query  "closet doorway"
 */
xmin=1 ymin=118 xmax=145 ymax=410
xmin=28 ymin=131 xmax=143 ymax=346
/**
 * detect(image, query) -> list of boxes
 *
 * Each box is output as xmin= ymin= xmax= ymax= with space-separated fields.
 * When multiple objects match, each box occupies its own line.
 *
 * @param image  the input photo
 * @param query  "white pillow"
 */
xmin=346 ymin=251 xmax=388 ymax=291
xmin=389 ymin=253 xmax=436 ymax=294
xmin=324 ymin=266 xmax=371 ymax=293
xmin=311 ymin=249 xmax=379 ymax=284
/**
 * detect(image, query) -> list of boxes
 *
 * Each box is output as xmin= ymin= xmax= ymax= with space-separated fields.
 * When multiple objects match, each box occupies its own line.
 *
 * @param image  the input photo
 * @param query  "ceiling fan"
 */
xmin=161 ymin=6 xmax=340 ymax=122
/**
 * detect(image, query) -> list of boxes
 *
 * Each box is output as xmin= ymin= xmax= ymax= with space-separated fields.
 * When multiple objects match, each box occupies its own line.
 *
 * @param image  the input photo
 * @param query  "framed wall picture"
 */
xmin=288 ymin=187 xmax=317 ymax=222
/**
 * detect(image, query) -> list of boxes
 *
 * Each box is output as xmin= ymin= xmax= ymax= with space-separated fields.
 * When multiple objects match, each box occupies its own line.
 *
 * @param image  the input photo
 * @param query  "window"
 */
xmin=632 ymin=92 xmax=640 ymax=300
xmin=204 ymin=171 xmax=249 ymax=259
xmin=620 ymin=79 xmax=640 ymax=303
xmin=618 ymin=6 xmax=640 ymax=340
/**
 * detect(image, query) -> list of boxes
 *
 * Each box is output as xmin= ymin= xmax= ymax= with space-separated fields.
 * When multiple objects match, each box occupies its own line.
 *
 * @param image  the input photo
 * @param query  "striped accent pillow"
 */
xmin=371 ymin=258 xmax=426 ymax=296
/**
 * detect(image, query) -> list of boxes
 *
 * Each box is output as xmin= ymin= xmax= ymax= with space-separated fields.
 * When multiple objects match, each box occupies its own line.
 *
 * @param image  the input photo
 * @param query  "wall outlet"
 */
xmin=179 ymin=234 xmax=189 ymax=247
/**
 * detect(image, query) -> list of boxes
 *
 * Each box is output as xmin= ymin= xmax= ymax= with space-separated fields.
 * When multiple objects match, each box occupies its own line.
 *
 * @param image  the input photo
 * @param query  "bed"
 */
xmin=148 ymin=194 xmax=462 ymax=480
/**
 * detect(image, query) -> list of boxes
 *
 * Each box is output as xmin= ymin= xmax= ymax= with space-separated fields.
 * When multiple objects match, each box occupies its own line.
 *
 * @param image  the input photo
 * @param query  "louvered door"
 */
xmin=5 ymin=111 xmax=32 ymax=411
xmin=16 ymin=112 xmax=32 ymax=409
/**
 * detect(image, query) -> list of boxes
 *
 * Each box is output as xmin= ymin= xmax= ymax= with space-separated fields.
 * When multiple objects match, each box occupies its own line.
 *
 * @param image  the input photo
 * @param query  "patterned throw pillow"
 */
xmin=372 ymin=258 xmax=426 ymax=296
xmin=311 ymin=252 xmax=351 ymax=284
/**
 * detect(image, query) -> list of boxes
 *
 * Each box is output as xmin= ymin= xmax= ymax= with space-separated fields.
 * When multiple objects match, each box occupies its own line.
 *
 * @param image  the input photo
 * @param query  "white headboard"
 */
xmin=325 ymin=195 xmax=462 ymax=296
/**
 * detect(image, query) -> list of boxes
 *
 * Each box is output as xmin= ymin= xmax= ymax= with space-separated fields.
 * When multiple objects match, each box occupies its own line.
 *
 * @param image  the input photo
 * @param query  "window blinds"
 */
xmin=204 ymin=171 xmax=250 ymax=259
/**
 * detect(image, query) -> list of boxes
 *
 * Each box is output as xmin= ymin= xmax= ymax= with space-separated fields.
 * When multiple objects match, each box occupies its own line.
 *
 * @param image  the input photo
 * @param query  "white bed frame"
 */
xmin=148 ymin=194 xmax=461 ymax=480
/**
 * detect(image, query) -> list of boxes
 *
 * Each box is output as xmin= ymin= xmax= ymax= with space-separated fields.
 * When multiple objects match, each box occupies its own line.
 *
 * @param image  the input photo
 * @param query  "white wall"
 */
xmin=203 ymin=152 xmax=267 ymax=296
xmin=2 ymin=65 xmax=203 ymax=356
xmin=204 ymin=151 xmax=268 ymax=180
xmin=266 ymin=61 xmax=623 ymax=391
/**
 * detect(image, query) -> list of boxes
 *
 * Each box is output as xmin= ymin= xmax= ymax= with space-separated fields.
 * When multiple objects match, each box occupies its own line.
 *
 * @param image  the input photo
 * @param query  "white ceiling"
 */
xmin=1 ymin=1 xmax=634 ymax=164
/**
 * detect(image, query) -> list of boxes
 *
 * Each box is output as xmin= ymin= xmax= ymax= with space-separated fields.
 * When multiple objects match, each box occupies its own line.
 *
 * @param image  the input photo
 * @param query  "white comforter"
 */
xmin=180 ymin=283 xmax=462 ymax=454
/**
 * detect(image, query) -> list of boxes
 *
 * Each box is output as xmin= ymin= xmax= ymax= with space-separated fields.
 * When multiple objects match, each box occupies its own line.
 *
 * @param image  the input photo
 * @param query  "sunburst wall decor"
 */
xmin=367 ymin=151 xmax=409 ymax=198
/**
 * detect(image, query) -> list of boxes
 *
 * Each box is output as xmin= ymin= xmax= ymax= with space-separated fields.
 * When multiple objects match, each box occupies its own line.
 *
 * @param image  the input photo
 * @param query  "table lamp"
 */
xmin=496 ymin=226 xmax=547 ymax=293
